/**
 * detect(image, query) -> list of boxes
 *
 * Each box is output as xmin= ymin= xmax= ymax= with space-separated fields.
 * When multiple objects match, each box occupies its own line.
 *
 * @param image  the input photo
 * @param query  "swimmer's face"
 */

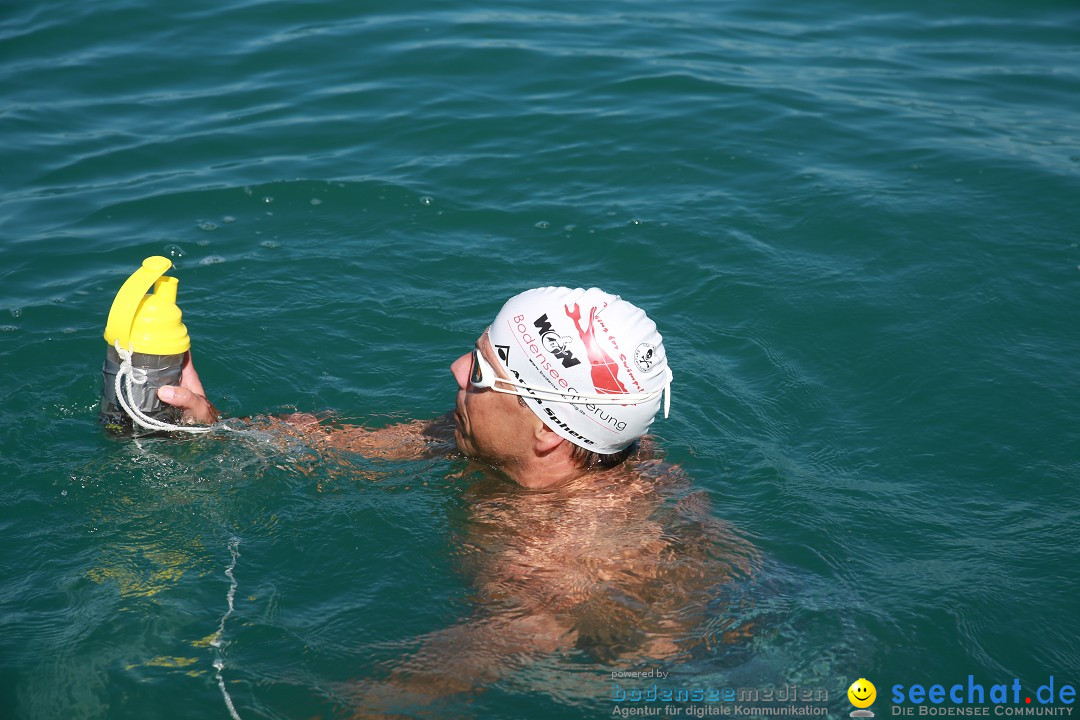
xmin=450 ymin=329 xmax=538 ymax=468
xmin=848 ymin=679 xmax=876 ymax=708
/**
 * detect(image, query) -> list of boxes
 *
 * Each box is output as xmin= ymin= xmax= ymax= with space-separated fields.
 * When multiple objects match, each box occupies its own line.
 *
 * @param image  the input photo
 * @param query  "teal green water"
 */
xmin=2 ymin=0 xmax=1079 ymax=718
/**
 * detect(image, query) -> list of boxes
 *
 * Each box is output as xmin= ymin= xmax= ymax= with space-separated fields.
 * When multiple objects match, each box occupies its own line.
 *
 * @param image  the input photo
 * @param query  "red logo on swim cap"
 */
xmin=564 ymin=303 xmax=627 ymax=395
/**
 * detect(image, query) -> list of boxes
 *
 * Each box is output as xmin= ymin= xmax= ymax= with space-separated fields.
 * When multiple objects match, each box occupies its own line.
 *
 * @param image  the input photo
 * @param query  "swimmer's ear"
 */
xmin=532 ymin=421 xmax=567 ymax=455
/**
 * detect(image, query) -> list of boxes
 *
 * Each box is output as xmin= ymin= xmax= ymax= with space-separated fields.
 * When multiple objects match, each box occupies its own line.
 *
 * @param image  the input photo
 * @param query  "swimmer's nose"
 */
xmin=451 ymin=352 xmax=471 ymax=391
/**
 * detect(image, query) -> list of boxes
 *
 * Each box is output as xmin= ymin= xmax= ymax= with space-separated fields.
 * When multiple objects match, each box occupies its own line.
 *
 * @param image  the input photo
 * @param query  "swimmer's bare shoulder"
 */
xmin=277 ymin=410 xmax=456 ymax=460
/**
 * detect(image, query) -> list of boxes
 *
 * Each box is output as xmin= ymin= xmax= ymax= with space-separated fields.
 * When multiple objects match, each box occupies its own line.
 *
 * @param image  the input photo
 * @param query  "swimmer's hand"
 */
xmin=157 ymin=351 xmax=219 ymax=424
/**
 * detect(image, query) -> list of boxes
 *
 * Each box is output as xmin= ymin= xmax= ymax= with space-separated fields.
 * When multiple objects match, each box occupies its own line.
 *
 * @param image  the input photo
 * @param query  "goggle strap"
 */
xmin=477 ymin=343 xmax=673 ymax=415
xmin=491 ymin=376 xmax=663 ymax=406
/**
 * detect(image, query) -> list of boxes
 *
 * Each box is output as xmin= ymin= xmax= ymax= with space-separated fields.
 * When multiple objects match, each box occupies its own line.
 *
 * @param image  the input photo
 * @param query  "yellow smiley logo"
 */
xmin=848 ymin=678 xmax=877 ymax=708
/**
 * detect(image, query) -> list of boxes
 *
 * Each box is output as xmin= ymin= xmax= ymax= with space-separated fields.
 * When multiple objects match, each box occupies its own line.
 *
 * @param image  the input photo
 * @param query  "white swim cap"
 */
xmin=488 ymin=287 xmax=672 ymax=454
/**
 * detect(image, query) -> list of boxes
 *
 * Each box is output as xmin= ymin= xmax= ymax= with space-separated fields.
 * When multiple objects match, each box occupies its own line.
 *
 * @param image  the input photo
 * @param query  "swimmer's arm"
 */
xmin=281 ymin=411 xmax=456 ymax=460
xmin=348 ymin=613 xmax=573 ymax=713
xmin=156 ymin=353 xmax=454 ymax=459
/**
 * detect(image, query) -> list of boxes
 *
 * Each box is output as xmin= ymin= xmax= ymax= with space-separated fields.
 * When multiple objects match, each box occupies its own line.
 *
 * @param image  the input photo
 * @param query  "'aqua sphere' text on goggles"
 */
xmin=469 ymin=345 xmax=671 ymax=418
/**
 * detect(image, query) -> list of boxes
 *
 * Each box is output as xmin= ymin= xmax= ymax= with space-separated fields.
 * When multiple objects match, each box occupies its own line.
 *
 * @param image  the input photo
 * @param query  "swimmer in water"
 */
xmin=160 ymin=286 xmax=673 ymax=487
xmin=158 ymin=287 xmax=757 ymax=709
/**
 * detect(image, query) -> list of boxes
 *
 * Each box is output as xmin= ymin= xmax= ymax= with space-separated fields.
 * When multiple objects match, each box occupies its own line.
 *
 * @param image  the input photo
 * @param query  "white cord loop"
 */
xmin=113 ymin=340 xmax=214 ymax=435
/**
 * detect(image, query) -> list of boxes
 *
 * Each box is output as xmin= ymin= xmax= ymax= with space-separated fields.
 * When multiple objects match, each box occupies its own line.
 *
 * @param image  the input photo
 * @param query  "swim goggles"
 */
xmin=469 ymin=344 xmax=670 ymax=418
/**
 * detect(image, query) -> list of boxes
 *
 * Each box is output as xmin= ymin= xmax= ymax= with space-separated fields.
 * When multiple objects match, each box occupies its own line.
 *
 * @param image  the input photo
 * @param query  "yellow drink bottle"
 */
xmin=100 ymin=256 xmax=191 ymax=431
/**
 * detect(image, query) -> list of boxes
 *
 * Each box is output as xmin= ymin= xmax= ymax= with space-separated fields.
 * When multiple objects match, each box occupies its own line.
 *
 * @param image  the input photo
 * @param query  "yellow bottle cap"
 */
xmin=103 ymin=256 xmax=191 ymax=355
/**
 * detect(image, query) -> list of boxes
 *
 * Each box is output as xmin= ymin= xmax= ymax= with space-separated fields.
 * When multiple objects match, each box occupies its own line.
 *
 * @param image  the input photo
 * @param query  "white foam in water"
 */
xmin=211 ymin=537 xmax=243 ymax=720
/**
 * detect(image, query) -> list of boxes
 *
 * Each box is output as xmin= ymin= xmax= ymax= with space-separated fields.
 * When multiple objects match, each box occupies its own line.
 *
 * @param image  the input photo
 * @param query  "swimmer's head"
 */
xmin=487 ymin=287 xmax=672 ymax=455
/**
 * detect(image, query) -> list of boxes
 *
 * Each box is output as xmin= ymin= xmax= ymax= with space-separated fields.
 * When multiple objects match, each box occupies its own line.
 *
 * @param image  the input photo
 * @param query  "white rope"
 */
xmin=113 ymin=341 xmax=214 ymax=434
xmin=211 ymin=537 xmax=243 ymax=720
